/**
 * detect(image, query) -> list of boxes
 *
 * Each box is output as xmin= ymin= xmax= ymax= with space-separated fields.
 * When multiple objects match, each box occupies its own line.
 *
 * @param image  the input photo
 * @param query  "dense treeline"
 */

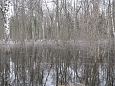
xmin=0 ymin=0 xmax=115 ymax=41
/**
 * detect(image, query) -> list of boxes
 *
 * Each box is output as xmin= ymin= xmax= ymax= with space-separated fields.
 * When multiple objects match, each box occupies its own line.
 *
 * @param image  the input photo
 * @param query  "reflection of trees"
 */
xmin=0 ymin=40 xmax=114 ymax=86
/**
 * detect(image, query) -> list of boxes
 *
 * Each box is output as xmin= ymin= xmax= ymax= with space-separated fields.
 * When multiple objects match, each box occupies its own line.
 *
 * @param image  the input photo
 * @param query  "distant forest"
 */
xmin=0 ymin=0 xmax=115 ymax=41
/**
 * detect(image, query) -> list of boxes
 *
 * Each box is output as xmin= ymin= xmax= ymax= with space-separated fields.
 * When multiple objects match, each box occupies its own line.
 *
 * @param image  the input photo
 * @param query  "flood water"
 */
xmin=0 ymin=40 xmax=115 ymax=86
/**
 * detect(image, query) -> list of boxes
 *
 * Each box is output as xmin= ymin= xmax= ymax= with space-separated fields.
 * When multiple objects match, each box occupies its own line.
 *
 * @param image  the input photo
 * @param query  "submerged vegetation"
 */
xmin=0 ymin=40 xmax=115 ymax=86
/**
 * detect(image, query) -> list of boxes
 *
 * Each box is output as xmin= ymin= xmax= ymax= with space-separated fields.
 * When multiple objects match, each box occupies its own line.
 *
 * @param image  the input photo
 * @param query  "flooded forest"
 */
xmin=0 ymin=0 xmax=115 ymax=86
